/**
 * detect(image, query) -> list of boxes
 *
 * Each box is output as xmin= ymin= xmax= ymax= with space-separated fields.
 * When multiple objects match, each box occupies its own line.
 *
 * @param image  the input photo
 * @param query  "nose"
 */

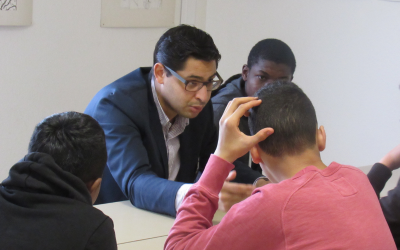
xmin=195 ymin=85 xmax=210 ymax=104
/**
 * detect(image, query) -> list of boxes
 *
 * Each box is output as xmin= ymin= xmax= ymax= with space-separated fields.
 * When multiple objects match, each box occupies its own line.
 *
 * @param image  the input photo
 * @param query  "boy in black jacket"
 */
xmin=368 ymin=144 xmax=400 ymax=248
xmin=0 ymin=112 xmax=117 ymax=250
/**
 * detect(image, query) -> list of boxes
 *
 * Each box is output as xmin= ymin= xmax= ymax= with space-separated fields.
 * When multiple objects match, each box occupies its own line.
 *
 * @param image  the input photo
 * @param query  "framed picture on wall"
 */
xmin=101 ymin=0 xmax=181 ymax=28
xmin=0 ymin=0 xmax=32 ymax=26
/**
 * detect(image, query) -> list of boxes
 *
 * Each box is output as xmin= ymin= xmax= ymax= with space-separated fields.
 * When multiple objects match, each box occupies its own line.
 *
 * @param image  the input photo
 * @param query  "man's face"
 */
xmin=243 ymin=59 xmax=293 ymax=97
xmin=157 ymin=57 xmax=216 ymax=120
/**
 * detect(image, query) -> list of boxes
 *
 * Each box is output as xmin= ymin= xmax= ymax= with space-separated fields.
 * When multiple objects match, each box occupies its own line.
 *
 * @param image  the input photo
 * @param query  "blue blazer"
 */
xmin=85 ymin=67 xmax=261 ymax=216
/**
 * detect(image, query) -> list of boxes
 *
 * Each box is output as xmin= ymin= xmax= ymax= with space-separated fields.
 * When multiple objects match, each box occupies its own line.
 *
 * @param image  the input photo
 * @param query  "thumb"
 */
xmin=250 ymin=128 xmax=274 ymax=144
xmin=225 ymin=170 xmax=237 ymax=182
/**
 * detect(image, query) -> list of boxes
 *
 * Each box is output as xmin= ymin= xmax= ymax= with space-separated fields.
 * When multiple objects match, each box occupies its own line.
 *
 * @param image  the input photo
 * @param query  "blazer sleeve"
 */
xmin=88 ymin=94 xmax=184 ymax=216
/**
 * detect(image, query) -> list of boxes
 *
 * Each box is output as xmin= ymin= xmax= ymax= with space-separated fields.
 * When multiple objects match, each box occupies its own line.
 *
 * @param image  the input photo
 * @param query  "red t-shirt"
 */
xmin=165 ymin=155 xmax=396 ymax=250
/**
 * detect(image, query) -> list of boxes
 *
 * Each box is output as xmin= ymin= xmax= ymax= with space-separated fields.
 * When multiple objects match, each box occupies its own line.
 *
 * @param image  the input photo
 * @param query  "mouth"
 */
xmin=189 ymin=105 xmax=204 ymax=113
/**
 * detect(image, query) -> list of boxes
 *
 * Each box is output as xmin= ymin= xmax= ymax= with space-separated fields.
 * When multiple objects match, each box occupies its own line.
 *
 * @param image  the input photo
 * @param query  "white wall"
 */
xmin=1 ymin=0 xmax=400 ymax=180
xmin=0 ymin=0 xmax=169 ymax=179
xmin=206 ymin=0 xmax=400 ymax=168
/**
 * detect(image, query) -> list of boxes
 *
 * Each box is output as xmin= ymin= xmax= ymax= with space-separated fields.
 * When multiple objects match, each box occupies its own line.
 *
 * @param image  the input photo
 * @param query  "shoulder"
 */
xmin=211 ymin=74 xmax=244 ymax=105
xmin=85 ymin=67 xmax=152 ymax=120
xmin=328 ymin=163 xmax=369 ymax=181
xmin=85 ymin=211 xmax=117 ymax=250
xmin=92 ymin=67 xmax=151 ymax=102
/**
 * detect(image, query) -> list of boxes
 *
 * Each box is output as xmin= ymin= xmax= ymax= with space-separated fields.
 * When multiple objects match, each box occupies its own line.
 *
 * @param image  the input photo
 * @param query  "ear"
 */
xmin=316 ymin=125 xmax=326 ymax=152
xmin=85 ymin=178 xmax=102 ymax=205
xmin=250 ymin=144 xmax=263 ymax=164
xmin=153 ymin=63 xmax=166 ymax=85
xmin=242 ymin=64 xmax=249 ymax=81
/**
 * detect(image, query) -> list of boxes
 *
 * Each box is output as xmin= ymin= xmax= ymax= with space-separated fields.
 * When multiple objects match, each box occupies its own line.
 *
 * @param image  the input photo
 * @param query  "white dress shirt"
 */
xmin=151 ymin=78 xmax=193 ymax=211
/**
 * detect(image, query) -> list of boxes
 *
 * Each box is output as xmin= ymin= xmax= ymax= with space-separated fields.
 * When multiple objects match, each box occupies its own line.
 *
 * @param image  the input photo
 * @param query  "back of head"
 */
xmin=249 ymin=81 xmax=317 ymax=157
xmin=247 ymin=39 xmax=296 ymax=74
xmin=28 ymin=112 xmax=107 ymax=183
xmin=153 ymin=24 xmax=221 ymax=74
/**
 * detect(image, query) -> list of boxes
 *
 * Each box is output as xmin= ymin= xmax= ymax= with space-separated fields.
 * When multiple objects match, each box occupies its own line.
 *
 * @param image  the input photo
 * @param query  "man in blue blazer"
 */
xmin=85 ymin=25 xmax=262 ymax=216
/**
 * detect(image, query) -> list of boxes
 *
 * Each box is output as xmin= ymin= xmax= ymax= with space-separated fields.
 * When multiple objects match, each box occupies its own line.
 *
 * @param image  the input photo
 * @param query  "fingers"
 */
xmin=225 ymin=170 xmax=237 ymax=182
xmin=218 ymin=182 xmax=255 ymax=212
xmin=220 ymin=97 xmax=259 ymax=125
xmin=380 ymin=144 xmax=400 ymax=171
xmin=229 ymin=99 xmax=262 ymax=123
xmin=249 ymin=128 xmax=274 ymax=145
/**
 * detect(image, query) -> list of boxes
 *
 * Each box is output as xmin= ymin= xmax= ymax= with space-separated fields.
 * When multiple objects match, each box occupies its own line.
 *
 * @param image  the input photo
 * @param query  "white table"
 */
xmin=95 ymin=200 xmax=226 ymax=250
xmin=94 ymin=201 xmax=174 ymax=247
xmin=116 ymin=236 xmax=168 ymax=250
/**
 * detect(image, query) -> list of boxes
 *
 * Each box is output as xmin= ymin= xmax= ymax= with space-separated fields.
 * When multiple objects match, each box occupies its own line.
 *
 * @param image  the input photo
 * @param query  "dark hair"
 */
xmin=28 ymin=112 xmax=107 ymax=183
xmin=247 ymin=39 xmax=296 ymax=74
xmin=153 ymin=24 xmax=221 ymax=76
xmin=249 ymin=81 xmax=317 ymax=157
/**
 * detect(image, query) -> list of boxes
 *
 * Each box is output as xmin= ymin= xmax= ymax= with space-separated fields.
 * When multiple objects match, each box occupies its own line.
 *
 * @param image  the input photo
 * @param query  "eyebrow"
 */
xmin=257 ymin=70 xmax=270 ymax=76
xmin=186 ymin=72 xmax=217 ymax=81
xmin=257 ymin=70 xmax=290 ymax=78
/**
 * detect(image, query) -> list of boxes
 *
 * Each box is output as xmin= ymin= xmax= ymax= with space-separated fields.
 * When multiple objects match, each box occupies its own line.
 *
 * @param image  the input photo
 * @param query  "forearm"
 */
xmin=165 ymin=155 xmax=234 ymax=250
xmin=129 ymin=172 xmax=184 ymax=216
xmin=367 ymin=163 xmax=392 ymax=198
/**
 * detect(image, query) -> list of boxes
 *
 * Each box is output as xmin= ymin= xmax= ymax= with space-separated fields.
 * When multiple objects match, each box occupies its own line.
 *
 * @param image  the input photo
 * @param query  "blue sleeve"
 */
xmin=87 ymin=96 xmax=183 ymax=216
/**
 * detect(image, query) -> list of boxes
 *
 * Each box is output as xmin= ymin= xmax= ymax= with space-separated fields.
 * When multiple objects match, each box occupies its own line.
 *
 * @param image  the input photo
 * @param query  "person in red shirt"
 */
xmin=165 ymin=81 xmax=396 ymax=250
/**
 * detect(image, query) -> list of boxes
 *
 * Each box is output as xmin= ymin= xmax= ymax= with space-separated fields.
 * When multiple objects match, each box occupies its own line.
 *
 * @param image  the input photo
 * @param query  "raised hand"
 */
xmin=380 ymin=144 xmax=400 ymax=171
xmin=214 ymin=97 xmax=274 ymax=163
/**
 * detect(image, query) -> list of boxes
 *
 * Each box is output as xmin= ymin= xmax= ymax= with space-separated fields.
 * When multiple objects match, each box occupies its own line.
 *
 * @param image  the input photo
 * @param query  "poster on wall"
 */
xmin=101 ymin=0 xmax=180 ymax=28
xmin=0 ymin=0 xmax=32 ymax=26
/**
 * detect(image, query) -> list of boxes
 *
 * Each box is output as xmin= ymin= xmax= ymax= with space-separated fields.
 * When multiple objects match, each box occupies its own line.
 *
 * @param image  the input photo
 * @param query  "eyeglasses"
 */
xmin=164 ymin=65 xmax=223 ymax=92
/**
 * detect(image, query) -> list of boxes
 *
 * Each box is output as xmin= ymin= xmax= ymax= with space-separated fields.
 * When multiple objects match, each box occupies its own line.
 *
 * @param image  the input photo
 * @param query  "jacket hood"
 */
xmin=1 ymin=152 xmax=92 ymax=205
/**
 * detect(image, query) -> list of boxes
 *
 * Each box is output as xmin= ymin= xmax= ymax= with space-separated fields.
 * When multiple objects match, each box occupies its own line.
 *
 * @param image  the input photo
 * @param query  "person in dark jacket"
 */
xmin=212 ymin=38 xmax=296 ymax=176
xmin=0 ymin=112 xmax=117 ymax=250
xmin=368 ymin=144 xmax=400 ymax=248
xmin=85 ymin=25 xmax=263 ymax=216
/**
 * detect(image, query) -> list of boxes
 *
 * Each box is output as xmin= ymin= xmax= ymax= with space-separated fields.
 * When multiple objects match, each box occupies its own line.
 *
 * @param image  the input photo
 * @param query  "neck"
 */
xmin=262 ymin=148 xmax=327 ymax=183
xmin=154 ymin=78 xmax=177 ymax=121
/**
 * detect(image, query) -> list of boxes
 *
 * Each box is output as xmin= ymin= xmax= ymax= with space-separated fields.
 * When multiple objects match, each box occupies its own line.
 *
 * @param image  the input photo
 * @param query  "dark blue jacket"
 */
xmin=85 ymin=67 xmax=261 ymax=216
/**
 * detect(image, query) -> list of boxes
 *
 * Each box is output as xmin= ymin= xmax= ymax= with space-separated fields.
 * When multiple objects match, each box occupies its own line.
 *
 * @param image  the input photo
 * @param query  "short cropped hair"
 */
xmin=247 ymin=39 xmax=296 ymax=74
xmin=249 ymin=81 xmax=317 ymax=157
xmin=28 ymin=112 xmax=107 ymax=183
xmin=153 ymin=24 xmax=221 ymax=75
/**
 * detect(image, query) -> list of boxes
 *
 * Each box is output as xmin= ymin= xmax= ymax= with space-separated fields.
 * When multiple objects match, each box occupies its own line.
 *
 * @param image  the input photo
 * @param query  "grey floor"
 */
xmin=359 ymin=165 xmax=400 ymax=197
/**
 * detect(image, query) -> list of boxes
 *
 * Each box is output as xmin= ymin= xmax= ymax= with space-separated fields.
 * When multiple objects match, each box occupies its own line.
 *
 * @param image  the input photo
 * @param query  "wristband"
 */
xmin=253 ymin=176 xmax=269 ymax=186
